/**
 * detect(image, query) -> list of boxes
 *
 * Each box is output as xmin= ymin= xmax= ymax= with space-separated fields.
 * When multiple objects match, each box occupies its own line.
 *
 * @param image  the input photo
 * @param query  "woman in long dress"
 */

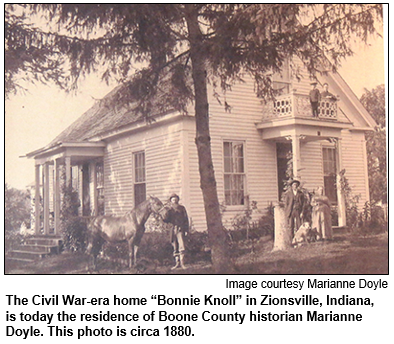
xmin=312 ymin=187 xmax=333 ymax=240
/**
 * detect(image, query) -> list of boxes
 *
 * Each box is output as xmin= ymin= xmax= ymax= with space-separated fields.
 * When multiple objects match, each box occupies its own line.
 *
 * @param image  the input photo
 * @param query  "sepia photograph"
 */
xmin=4 ymin=4 xmax=387 ymax=275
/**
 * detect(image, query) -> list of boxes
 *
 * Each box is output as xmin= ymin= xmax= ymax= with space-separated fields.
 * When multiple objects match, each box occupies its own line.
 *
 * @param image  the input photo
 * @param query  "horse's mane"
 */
xmin=125 ymin=196 xmax=160 ymax=217
xmin=125 ymin=198 xmax=147 ymax=216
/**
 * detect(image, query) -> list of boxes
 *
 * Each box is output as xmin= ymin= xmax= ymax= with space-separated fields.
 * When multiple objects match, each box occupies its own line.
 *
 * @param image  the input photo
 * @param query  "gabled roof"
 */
xmin=316 ymin=56 xmax=377 ymax=129
xmin=48 ymin=86 xmax=144 ymax=146
xmin=28 ymin=58 xmax=377 ymax=159
xmin=327 ymin=71 xmax=378 ymax=129
xmin=26 ymin=76 xmax=186 ymax=159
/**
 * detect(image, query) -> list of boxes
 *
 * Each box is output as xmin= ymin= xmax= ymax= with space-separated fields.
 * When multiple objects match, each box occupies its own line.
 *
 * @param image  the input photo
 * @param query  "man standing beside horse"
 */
xmin=162 ymin=193 xmax=189 ymax=270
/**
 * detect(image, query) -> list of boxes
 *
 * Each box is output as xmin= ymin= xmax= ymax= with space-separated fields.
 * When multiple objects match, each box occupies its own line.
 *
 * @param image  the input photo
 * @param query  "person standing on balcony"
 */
xmin=321 ymin=83 xmax=337 ymax=100
xmin=321 ymin=83 xmax=337 ymax=116
xmin=309 ymin=81 xmax=321 ymax=117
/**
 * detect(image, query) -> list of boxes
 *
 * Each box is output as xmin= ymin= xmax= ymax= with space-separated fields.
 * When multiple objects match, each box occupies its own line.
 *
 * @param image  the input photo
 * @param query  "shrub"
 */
xmin=60 ymin=184 xmax=87 ymax=252
xmin=5 ymin=184 xmax=31 ymax=253
xmin=138 ymin=228 xmax=211 ymax=265
xmin=100 ymin=228 xmax=210 ymax=266
xmin=354 ymin=201 xmax=387 ymax=234
xmin=331 ymin=207 xmax=339 ymax=227
xmin=138 ymin=230 xmax=173 ymax=264
xmin=61 ymin=217 xmax=87 ymax=252
xmin=5 ymin=184 xmax=31 ymax=233
xmin=225 ymin=201 xmax=275 ymax=242
xmin=256 ymin=203 xmax=275 ymax=238
xmin=186 ymin=231 xmax=210 ymax=263
xmin=5 ymin=230 xmax=26 ymax=254
xmin=340 ymin=170 xmax=387 ymax=234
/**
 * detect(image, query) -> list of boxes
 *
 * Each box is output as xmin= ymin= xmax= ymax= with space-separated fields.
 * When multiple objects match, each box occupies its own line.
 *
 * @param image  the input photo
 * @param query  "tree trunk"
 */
xmin=273 ymin=206 xmax=293 ymax=251
xmin=185 ymin=5 xmax=235 ymax=273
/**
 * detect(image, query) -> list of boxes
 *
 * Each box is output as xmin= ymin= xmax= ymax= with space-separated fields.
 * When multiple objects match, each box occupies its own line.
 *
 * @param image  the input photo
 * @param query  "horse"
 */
xmin=86 ymin=196 xmax=163 ymax=271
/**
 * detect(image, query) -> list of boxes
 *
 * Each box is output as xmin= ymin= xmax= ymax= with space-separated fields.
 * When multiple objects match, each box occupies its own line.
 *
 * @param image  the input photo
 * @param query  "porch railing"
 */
xmin=262 ymin=93 xmax=338 ymax=120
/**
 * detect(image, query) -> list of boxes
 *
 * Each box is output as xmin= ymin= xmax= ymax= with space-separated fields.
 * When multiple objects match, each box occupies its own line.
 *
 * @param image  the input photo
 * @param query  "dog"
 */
xmin=292 ymin=222 xmax=320 ymax=247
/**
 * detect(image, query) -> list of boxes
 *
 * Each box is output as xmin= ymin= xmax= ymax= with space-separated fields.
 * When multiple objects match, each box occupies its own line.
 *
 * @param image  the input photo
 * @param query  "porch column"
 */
xmin=34 ymin=164 xmax=41 ymax=235
xmin=54 ymin=159 xmax=61 ymax=235
xmin=89 ymin=161 xmax=98 ymax=216
xmin=336 ymin=138 xmax=347 ymax=226
xmin=43 ymin=163 xmax=50 ymax=235
xmin=291 ymin=135 xmax=302 ymax=180
xmin=65 ymin=156 xmax=71 ymax=187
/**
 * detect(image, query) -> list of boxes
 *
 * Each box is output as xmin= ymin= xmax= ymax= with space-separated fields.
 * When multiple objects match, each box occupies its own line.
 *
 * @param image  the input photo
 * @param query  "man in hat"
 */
xmin=309 ymin=81 xmax=321 ymax=117
xmin=162 ymin=193 xmax=189 ymax=269
xmin=284 ymin=179 xmax=306 ymax=235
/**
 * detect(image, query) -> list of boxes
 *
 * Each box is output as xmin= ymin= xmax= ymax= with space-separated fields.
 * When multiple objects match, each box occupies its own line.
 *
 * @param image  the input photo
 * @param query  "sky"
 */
xmin=4 ymin=15 xmax=386 ymax=190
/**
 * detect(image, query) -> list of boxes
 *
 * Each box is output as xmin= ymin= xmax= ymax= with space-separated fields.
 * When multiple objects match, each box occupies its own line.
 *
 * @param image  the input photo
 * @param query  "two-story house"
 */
xmin=26 ymin=57 xmax=376 ymax=236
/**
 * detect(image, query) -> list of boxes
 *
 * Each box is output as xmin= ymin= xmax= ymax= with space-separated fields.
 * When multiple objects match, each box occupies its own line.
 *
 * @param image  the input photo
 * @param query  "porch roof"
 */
xmin=255 ymin=117 xmax=354 ymax=141
xmin=26 ymin=141 xmax=106 ymax=164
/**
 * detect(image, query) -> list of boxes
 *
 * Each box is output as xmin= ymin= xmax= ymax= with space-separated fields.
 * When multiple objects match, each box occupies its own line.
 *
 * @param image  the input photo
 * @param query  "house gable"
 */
xmin=318 ymin=71 xmax=376 ymax=129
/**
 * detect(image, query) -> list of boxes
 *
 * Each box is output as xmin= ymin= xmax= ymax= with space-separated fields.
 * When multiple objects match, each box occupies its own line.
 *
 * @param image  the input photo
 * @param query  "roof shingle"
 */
xmin=49 ymin=85 xmax=144 ymax=146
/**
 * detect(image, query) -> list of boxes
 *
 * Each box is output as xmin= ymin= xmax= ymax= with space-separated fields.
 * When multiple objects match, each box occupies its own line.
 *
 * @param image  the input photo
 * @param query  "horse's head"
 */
xmin=148 ymin=195 xmax=164 ymax=214
xmin=158 ymin=203 xmax=171 ymax=222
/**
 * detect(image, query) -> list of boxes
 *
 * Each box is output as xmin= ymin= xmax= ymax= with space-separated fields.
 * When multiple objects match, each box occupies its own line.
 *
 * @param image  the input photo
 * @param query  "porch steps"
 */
xmin=6 ymin=236 xmax=63 ymax=263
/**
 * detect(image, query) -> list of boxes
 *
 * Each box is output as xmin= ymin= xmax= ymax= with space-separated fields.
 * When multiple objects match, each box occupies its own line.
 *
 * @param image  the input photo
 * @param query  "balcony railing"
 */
xmin=262 ymin=93 xmax=338 ymax=121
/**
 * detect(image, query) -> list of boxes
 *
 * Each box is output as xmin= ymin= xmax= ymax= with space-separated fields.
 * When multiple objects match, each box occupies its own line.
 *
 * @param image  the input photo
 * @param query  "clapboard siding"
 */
xmin=99 ymin=61 xmax=370 ymax=230
xmin=341 ymin=130 xmax=369 ymax=208
xmin=291 ymin=56 xmax=314 ymax=95
xmin=185 ymin=70 xmax=370 ymax=231
xmin=300 ymin=133 xmax=369 ymax=209
xmin=185 ymin=75 xmax=279 ymax=231
xmin=103 ymin=123 xmax=184 ymax=216
xmin=300 ymin=141 xmax=324 ymax=192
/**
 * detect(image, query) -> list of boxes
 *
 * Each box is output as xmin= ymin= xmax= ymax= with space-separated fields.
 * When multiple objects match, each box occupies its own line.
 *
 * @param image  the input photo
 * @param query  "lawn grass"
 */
xmin=4 ymin=232 xmax=388 ymax=275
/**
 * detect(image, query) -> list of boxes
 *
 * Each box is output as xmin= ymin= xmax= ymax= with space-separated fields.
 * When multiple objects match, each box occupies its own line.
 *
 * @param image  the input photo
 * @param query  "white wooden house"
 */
xmin=26 ymin=58 xmax=376 ymax=235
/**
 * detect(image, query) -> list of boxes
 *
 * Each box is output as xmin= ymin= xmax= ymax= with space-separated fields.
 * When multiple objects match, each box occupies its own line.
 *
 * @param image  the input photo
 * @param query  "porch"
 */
xmin=256 ymin=96 xmax=351 ymax=227
xmin=26 ymin=142 xmax=106 ymax=236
